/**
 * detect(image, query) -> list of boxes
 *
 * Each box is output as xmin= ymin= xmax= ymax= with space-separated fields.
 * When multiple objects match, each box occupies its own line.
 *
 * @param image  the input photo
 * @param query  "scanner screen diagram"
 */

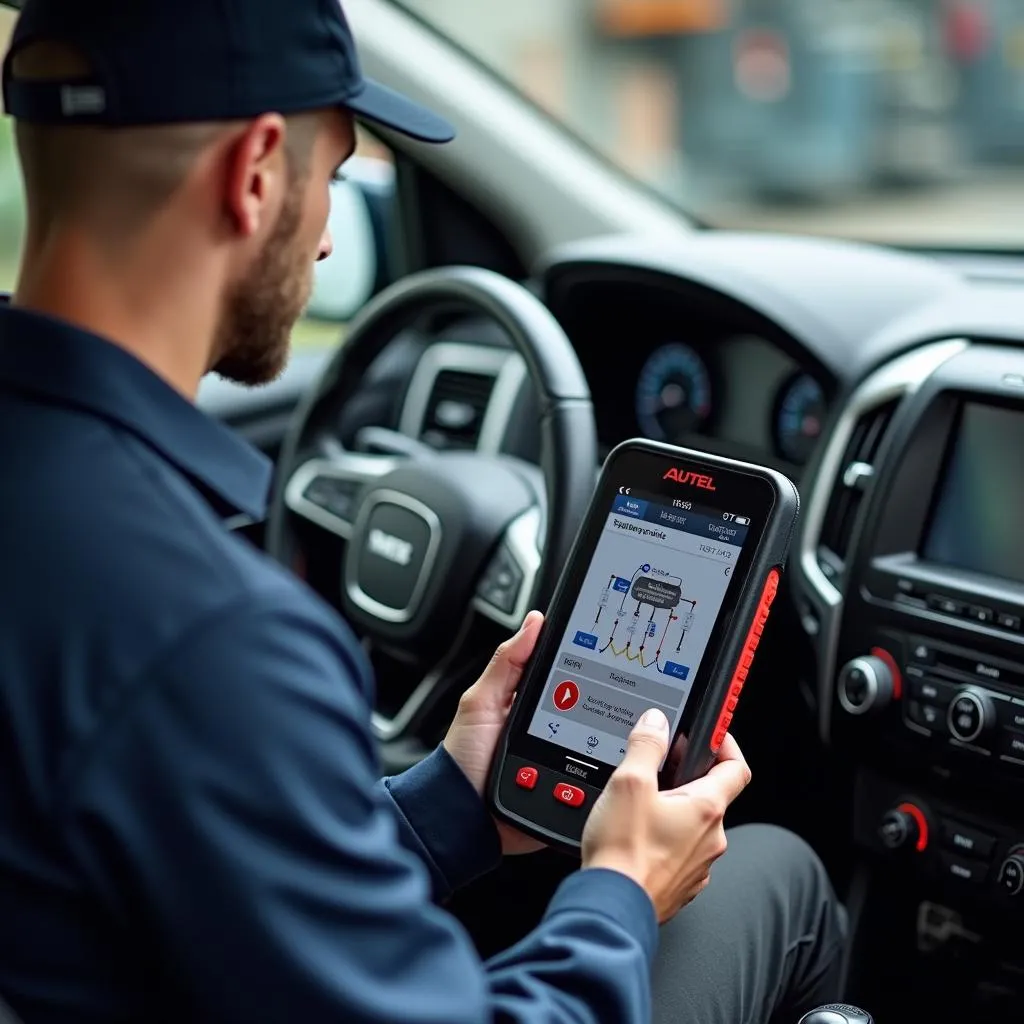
xmin=527 ymin=501 xmax=747 ymax=767
xmin=585 ymin=566 xmax=696 ymax=678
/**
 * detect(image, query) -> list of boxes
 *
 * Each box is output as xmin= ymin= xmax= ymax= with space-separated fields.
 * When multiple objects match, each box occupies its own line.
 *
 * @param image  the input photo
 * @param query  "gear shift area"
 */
xmin=799 ymin=1004 xmax=874 ymax=1024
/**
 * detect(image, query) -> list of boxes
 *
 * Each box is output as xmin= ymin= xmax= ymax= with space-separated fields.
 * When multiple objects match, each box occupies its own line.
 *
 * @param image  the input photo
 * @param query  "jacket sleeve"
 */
xmin=59 ymin=583 xmax=658 ymax=1024
xmin=380 ymin=744 xmax=504 ymax=903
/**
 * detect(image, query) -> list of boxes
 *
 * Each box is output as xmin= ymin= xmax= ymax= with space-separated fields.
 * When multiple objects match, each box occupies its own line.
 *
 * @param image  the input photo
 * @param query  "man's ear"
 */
xmin=223 ymin=113 xmax=288 ymax=238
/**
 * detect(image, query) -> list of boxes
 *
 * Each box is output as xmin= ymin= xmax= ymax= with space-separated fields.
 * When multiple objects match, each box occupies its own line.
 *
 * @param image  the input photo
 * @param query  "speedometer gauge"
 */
xmin=774 ymin=373 xmax=827 ymax=464
xmin=635 ymin=344 xmax=713 ymax=441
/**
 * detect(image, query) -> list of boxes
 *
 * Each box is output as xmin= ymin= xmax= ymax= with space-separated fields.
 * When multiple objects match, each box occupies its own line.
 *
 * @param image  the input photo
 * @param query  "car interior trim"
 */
xmin=397 ymin=340 xmax=526 ymax=454
xmin=795 ymin=338 xmax=969 ymax=744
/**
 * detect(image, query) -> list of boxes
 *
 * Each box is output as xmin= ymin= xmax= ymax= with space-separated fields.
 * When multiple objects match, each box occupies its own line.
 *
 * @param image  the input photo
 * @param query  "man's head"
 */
xmin=2 ymin=0 xmax=454 ymax=389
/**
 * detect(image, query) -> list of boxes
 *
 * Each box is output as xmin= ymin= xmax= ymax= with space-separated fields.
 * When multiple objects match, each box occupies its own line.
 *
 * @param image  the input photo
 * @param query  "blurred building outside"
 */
xmin=5 ymin=0 xmax=1024 ymax=284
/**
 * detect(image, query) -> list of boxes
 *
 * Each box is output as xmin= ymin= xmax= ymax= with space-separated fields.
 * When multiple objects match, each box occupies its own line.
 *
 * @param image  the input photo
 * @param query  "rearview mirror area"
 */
xmin=306 ymin=155 xmax=397 ymax=324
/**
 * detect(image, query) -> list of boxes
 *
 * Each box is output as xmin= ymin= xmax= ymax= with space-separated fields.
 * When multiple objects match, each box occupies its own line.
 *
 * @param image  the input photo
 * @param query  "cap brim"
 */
xmin=345 ymin=78 xmax=455 ymax=144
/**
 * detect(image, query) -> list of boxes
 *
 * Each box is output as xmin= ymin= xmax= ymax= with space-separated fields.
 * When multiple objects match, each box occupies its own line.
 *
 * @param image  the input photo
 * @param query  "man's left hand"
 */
xmin=443 ymin=611 xmax=545 ymax=856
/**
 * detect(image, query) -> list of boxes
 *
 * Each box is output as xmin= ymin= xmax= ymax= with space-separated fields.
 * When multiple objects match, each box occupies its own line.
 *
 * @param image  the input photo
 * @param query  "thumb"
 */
xmin=620 ymin=707 xmax=670 ymax=776
xmin=478 ymin=611 xmax=544 ymax=697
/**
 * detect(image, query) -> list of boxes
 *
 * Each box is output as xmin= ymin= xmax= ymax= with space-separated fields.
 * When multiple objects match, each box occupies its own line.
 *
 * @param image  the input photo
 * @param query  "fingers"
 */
xmin=685 ymin=742 xmax=751 ymax=806
xmin=715 ymin=732 xmax=746 ymax=769
xmin=618 ymin=708 xmax=670 ymax=776
xmin=476 ymin=612 xmax=544 ymax=697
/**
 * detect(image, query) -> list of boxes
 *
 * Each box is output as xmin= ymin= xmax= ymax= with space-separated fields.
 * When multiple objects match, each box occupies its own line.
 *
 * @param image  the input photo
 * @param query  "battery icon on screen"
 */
xmin=735 ymin=516 xmax=751 ymax=526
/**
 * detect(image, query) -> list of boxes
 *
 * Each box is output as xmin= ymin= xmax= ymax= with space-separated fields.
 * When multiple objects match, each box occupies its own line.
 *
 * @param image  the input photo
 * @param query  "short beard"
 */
xmin=212 ymin=170 xmax=312 ymax=387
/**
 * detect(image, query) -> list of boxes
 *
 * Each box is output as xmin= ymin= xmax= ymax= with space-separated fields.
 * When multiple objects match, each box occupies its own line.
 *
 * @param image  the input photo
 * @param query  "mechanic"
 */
xmin=0 ymin=1 xmax=846 ymax=1022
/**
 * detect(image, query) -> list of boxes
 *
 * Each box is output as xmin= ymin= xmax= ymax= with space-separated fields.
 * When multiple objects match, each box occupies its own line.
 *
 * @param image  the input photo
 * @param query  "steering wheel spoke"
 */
xmin=284 ymin=452 xmax=398 ymax=540
xmin=474 ymin=507 xmax=543 ymax=629
xmin=268 ymin=266 xmax=598 ymax=736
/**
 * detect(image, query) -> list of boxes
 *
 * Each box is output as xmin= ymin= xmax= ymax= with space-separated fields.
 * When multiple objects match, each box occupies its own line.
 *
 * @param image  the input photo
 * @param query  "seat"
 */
xmin=0 ymin=994 xmax=24 ymax=1024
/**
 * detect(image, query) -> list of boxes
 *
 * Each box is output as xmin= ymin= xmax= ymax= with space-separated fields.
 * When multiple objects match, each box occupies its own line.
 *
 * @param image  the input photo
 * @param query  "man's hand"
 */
xmin=444 ymin=611 xmax=545 ymax=856
xmin=582 ymin=709 xmax=752 ymax=923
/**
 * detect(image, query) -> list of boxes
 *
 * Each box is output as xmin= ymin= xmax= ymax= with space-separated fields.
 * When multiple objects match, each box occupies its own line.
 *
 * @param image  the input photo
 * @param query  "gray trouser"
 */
xmin=652 ymin=824 xmax=847 ymax=1024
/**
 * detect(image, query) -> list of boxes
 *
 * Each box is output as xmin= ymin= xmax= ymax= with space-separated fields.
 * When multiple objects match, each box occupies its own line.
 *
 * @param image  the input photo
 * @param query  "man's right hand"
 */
xmin=581 ymin=708 xmax=751 ymax=923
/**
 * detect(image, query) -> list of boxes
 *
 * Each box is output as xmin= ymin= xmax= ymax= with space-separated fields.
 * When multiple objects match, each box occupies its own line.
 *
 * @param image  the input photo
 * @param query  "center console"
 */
xmin=796 ymin=340 xmax=1024 ymax=917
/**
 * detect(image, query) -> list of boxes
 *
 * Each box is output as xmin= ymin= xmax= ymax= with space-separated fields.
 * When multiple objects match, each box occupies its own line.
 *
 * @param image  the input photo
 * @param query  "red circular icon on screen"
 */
xmin=553 ymin=680 xmax=580 ymax=712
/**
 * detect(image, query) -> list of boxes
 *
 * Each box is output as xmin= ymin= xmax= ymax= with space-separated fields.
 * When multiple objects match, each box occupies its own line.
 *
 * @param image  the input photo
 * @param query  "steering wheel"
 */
xmin=266 ymin=266 xmax=597 ymax=750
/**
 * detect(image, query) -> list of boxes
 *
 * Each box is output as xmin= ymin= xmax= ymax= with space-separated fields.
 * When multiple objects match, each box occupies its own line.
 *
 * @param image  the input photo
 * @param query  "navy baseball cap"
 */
xmin=1 ymin=0 xmax=455 ymax=143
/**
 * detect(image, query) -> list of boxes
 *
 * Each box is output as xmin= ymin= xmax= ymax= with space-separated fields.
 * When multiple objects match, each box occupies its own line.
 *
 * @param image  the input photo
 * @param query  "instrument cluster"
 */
xmin=632 ymin=338 xmax=830 ymax=468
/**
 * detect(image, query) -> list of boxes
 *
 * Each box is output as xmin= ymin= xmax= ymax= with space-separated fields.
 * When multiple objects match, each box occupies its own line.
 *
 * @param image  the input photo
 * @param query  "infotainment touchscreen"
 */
xmin=922 ymin=403 xmax=1024 ymax=582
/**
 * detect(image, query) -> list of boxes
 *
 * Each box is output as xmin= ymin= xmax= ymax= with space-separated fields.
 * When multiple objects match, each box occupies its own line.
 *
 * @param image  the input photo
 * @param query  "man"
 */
xmin=0 ymin=1 xmax=846 ymax=1022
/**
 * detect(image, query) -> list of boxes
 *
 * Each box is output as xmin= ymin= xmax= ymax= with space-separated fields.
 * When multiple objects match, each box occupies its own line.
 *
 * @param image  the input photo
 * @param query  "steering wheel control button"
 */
xmin=477 ymin=544 xmax=524 ymax=616
xmin=996 ymin=847 xmax=1024 ymax=896
xmin=837 ymin=655 xmax=893 ymax=716
xmin=303 ymin=476 xmax=358 ymax=521
xmin=553 ymin=783 xmax=585 ymax=808
xmin=514 ymin=766 xmax=539 ymax=791
xmin=346 ymin=491 xmax=441 ymax=624
xmin=947 ymin=687 xmax=994 ymax=745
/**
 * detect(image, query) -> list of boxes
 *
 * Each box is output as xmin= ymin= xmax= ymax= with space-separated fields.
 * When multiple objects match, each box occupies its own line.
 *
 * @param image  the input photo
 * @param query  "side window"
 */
xmin=0 ymin=8 xmax=22 ymax=297
xmin=0 ymin=3 xmax=396 ymax=349
xmin=296 ymin=128 xmax=397 ymax=351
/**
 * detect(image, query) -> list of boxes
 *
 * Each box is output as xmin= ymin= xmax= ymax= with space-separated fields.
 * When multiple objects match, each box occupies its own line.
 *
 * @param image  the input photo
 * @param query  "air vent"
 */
xmin=819 ymin=398 xmax=899 ymax=571
xmin=420 ymin=369 xmax=496 ymax=450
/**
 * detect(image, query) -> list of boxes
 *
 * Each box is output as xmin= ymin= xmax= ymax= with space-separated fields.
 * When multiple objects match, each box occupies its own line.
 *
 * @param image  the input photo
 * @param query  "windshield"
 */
xmin=398 ymin=0 xmax=1024 ymax=249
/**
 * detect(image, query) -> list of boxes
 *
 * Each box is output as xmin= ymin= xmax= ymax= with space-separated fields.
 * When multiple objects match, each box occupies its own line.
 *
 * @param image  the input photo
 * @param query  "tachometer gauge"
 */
xmin=774 ymin=373 xmax=827 ymax=464
xmin=635 ymin=344 xmax=713 ymax=441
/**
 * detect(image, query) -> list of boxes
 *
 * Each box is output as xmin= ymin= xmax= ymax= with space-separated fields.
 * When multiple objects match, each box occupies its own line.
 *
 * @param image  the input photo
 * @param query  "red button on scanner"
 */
xmin=553 ymin=783 xmax=586 ymax=808
xmin=515 ymin=766 xmax=539 ymax=790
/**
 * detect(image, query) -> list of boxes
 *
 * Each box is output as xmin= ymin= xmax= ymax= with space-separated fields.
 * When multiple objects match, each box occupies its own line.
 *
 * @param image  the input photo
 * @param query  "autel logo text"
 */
xmin=663 ymin=468 xmax=716 ymax=491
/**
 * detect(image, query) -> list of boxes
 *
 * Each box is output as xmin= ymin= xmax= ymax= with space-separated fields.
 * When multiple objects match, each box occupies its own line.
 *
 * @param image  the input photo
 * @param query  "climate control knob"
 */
xmin=996 ymin=846 xmax=1024 ymax=897
xmin=946 ymin=686 xmax=996 ymax=744
xmin=837 ymin=656 xmax=894 ymax=716
xmin=878 ymin=802 xmax=929 ymax=853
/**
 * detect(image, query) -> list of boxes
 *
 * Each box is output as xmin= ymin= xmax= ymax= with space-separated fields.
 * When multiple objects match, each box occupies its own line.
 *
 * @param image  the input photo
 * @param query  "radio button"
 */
xmin=928 ymin=594 xmax=964 ymax=617
xmin=966 ymin=605 xmax=995 ymax=625
xmin=999 ymin=703 xmax=1024 ymax=732
xmin=907 ymin=701 xmax=944 ymax=732
xmin=940 ymin=852 xmax=986 ymax=885
xmin=947 ymin=688 xmax=996 ymax=745
xmin=909 ymin=641 xmax=935 ymax=665
xmin=908 ymin=677 xmax=954 ymax=705
xmin=940 ymin=820 xmax=996 ymax=859
xmin=1000 ymin=730 xmax=1024 ymax=761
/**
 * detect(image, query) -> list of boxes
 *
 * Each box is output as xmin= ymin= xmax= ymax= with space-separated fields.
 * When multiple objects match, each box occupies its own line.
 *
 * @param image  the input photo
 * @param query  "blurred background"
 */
xmin=399 ymin=0 xmax=1024 ymax=246
xmin=3 ymin=0 xmax=1024 ymax=321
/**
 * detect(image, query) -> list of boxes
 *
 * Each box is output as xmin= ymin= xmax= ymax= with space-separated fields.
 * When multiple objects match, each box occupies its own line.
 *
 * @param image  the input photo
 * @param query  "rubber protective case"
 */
xmin=487 ymin=439 xmax=801 ymax=853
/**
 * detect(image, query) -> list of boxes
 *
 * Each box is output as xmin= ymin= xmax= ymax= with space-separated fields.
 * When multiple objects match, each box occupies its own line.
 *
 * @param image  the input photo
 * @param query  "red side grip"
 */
xmin=710 ymin=569 xmax=780 ymax=753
